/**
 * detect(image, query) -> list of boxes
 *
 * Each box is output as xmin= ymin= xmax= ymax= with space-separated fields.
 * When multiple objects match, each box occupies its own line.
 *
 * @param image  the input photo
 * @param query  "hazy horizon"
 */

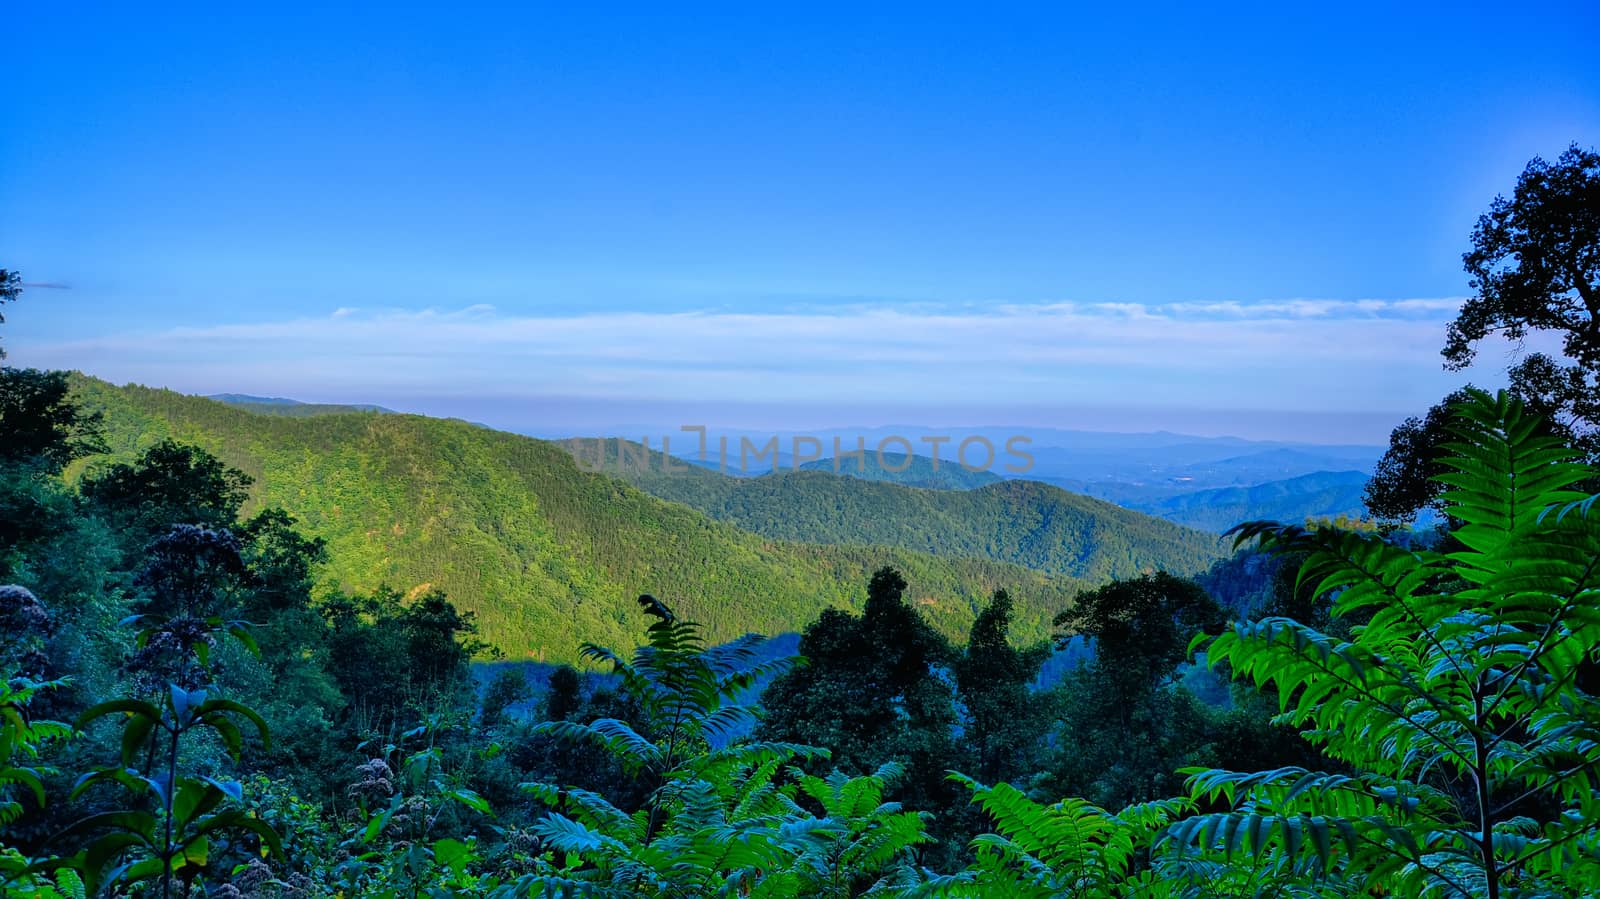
xmin=71 ymin=375 xmax=1394 ymax=445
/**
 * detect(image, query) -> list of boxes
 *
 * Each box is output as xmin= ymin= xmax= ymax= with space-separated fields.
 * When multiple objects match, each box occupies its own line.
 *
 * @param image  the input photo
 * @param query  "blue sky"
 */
xmin=4 ymin=3 xmax=1598 ymax=441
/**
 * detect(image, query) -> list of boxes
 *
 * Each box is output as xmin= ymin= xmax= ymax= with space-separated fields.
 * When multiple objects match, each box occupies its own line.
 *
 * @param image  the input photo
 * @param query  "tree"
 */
xmin=1369 ymin=144 xmax=1600 ymax=521
xmin=1045 ymin=574 xmax=1226 ymax=809
xmin=1446 ymin=144 xmax=1600 ymax=377
xmin=761 ymin=568 xmax=955 ymax=773
xmin=479 ymin=666 xmax=530 ymax=728
xmin=0 ymin=269 xmax=21 ymax=359
xmin=81 ymin=440 xmax=252 ymax=544
xmin=541 ymin=665 xmax=583 ymax=723
xmin=1364 ymin=387 xmax=1475 ymax=522
xmin=760 ymin=569 xmax=959 ymax=803
xmin=235 ymin=508 xmax=327 ymax=619
xmin=321 ymin=586 xmax=484 ymax=738
xmin=229 ymin=508 xmax=340 ymax=722
xmin=402 ymin=589 xmax=487 ymax=701
xmin=759 ymin=567 xmax=967 ymax=865
xmin=322 ymin=588 xmax=416 ymax=738
xmin=509 ymin=664 xmax=650 ymax=813
xmin=0 ymin=369 xmax=105 ymax=472
xmin=1170 ymin=389 xmax=1600 ymax=897
xmin=0 ymin=368 xmax=106 ymax=607
xmin=1054 ymin=572 xmax=1223 ymax=694
xmin=953 ymin=590 xmax=1051 ymax=785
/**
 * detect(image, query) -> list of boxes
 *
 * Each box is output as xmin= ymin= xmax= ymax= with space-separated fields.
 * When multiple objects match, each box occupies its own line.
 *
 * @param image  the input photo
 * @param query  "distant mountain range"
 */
xmin=72 ymin=378 xmax=1227 ymax=661
xmin=1018 ymin=441 xmax=1381 ymax=491
xmin=1124 ymin=470 xmax=1371 ymax=532
xmin=1026 ymin=466 xmax=1376 ymax=533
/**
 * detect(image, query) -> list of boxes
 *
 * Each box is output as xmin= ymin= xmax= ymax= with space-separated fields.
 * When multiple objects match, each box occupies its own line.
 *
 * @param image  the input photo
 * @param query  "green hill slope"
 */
xmin=565 ymin=439 xmax=1224 ymax=582
xmin=797 ymin=452 xmax=1002 ymax=490
xmin=70 ymin=377 xmax=1109 ymax=661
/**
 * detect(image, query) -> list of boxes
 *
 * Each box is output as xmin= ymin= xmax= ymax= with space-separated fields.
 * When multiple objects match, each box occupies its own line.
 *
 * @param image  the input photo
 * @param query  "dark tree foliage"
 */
xmin=509 ymin=673 xmax=651 ymax=813
xmin=0 ymin=268 xmax=20 ymax=359
xmin=758 ymin=567 xmax=964 ymax=859
xmin=1366 ymin=376 xmax=1589 ymax=524
xmin=1193 ymin=547 xmax=1286 ymax=619
xmin=322 ymin=586 xmax=484 ymax=739
xmin=404 ymin=589 xmax=488 ymax=695
xmin=0 ymin=367 xmax=106 ymax=583
xmin=1048 ymin=663 xmax=1215 ymax=810
xmin=236 ymin=508 xmax=328 ymax=618
xmin=1054 ymin=572 xmax=1224 ymax=692
xmin=82 ymin=439 xmax=253 ymax=542
xmin=1046 ymin=573 xmax=1228 ymax=808
xmin=322 ymin=589 xmax=414 ymax=737
xmin=0 ymin=461 xmax=72 ymax=572
xmin=541 ymin=664 xmax=583 ymax=723
xmin=953 ymin=590 xmax=1052 ymax=785
xmin=1369 ymin=145 xmax=1600 ymax=521
xmin=1447 ymin=144 xmax=1600 ymax=373
xmin=479 ymin=666 xmax=530 ymax=728
xmin=760 ymin=567 xmax=955 ymax=777
xmin=1364 ymin=387 xmax=1475 ymax=521
xmin=0 ymin=368 xmax=105 ymax=471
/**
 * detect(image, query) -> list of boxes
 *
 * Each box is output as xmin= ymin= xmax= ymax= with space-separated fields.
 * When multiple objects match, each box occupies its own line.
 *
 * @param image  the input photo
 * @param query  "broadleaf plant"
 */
xmin=1169 ymin=389 xmax=1600 ymax=898
xmin=514 ymin=594 xmax=936 ymax=896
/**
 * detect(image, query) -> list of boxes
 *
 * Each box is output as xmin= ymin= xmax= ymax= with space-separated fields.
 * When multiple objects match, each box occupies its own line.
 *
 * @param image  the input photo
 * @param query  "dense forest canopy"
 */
xmin=68 ymin=375 xmax=1155 ymax=659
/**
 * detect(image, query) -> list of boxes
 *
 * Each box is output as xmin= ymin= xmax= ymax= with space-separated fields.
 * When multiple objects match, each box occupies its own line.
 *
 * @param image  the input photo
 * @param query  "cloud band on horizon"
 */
xmin=13 ymin=296 xmax=1546 ymax=441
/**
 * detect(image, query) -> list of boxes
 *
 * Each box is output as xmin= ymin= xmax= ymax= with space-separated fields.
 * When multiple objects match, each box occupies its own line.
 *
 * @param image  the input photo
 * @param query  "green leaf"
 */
xmin=433 ymin=837 xmax=473 ymax=874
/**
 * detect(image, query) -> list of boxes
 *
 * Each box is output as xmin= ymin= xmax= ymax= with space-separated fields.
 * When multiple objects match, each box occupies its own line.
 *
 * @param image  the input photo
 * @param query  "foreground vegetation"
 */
xmin=7 ymin=350 xmax=1600 ymax=895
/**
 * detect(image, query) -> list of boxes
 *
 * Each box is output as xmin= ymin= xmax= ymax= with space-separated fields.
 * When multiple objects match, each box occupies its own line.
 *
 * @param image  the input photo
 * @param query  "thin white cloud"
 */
xmin=15 ymin=297 xmax=1520 ymax=430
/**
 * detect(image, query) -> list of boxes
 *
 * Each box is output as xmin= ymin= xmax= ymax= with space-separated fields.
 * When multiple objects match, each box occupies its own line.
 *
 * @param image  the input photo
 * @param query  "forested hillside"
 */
xmin=796 ymin=451 xmax=1003 ymax=489
xmin=9 ymin=373 xmax=1600 ymax=898
xmin=69 ymin=376 xmax=1109 ymax=659
xmin=574 ymin=438 xmax=1224 ymax=581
